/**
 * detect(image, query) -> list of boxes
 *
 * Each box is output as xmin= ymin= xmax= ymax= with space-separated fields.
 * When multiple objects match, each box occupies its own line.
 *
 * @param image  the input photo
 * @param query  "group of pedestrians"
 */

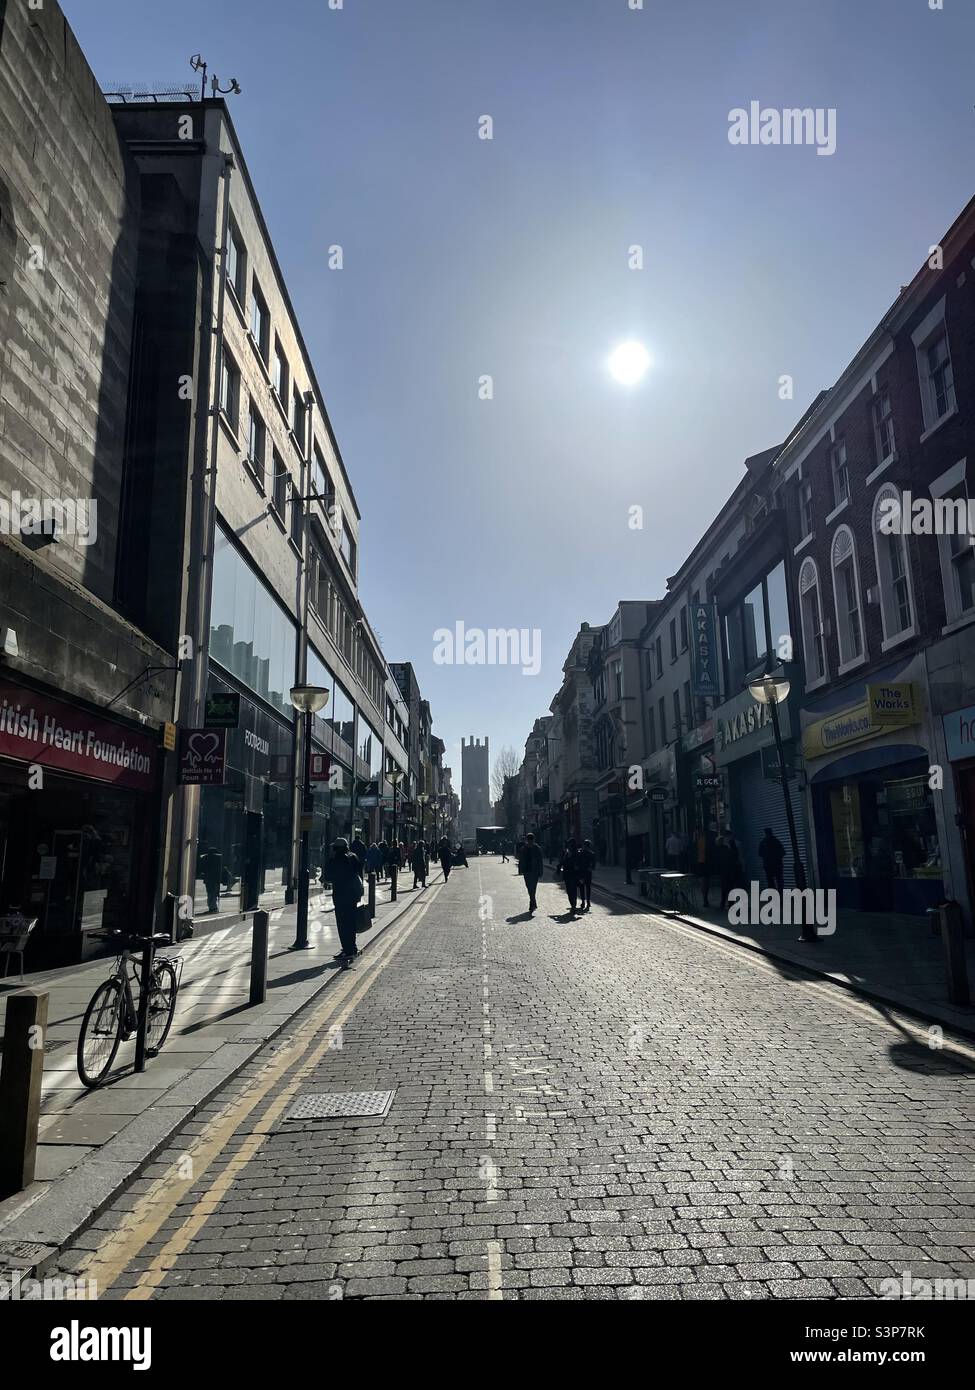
xmin=673 ymin=822 xmax=787 ymax=910
xmin=319 ymin=830 xmax=466 ymax=969
xmin=514 ymin=833 xmax=597 ymax=917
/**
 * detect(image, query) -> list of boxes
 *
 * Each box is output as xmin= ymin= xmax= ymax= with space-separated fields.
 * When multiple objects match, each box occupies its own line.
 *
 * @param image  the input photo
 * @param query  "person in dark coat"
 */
xmin=577 ymin=839 xmax=596 ymax=911
xmin=758 ymin=827 xmax=786 ymax=895
xmin=321 ymin=838 xmax=363 ymax=967
xmin=517 ymin=832 xmax=544 ymax=914
xmin=199 ymin=845 xmax=223 ymax=914
xmin=350 ymin=834 xmax=367 ymax=870
xmin=438 ymin=835 xmax=452 ymax=880
xmin=411 ymin=840 xmax=428 ymax=888
xmin=558 ymin=838 xmax=582 ymax=914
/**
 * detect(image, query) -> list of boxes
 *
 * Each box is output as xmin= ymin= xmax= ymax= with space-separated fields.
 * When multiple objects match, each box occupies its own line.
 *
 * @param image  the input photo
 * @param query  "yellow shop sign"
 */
xmin=803 ymin=683 xmax=918 ymax=759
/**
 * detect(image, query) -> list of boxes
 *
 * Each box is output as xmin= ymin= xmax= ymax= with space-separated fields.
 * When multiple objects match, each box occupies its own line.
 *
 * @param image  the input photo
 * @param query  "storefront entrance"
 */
xmin=811 ymin=748 xmax=943 ymax=914
xmin=0 ymin=681 xmax=159 ymax=966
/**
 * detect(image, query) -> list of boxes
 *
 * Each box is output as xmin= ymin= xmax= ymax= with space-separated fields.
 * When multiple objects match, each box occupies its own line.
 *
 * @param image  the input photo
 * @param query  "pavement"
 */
xmin=24 ymin=855 xmax=975 ymax=1300
xmin=0 ymin=866 xmax=445 ymax=1275
xmin=583 ymin=861 xmax=975 ymax=1037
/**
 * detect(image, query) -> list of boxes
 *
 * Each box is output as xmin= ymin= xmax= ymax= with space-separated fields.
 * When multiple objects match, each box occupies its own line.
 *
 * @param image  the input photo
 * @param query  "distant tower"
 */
xmin=460 ymin=736 xmax=491 ymax=837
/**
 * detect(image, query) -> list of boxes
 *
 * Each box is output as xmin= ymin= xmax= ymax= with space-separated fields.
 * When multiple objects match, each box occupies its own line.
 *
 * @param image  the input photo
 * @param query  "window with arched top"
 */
xmin=830 ymin=525 xmax=866 ymax=670
xmin=871 ymin=485 xmax=915 ymax=647
xmin=797 ymin=557 xmax=827 ymax=686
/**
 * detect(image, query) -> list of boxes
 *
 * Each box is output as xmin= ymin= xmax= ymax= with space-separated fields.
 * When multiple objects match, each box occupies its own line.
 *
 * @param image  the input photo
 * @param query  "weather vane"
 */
xmin=189 ymin=54 xmax=241 ymax=103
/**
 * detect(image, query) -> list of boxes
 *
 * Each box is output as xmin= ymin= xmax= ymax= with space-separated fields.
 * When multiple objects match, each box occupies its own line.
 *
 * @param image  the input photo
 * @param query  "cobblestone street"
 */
xmin=53 ymin=858 xmax=975 ymax=1301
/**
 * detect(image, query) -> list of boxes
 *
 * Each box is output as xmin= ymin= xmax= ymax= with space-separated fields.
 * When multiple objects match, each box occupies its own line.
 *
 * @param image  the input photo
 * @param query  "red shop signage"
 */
xmin=0 ymin=683 xmax=158 ymax=792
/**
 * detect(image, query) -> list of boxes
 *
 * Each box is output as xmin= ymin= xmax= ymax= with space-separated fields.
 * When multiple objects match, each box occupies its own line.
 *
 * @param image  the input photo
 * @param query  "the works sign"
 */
xmin=0 ymin=683 xmax=157 ymax=791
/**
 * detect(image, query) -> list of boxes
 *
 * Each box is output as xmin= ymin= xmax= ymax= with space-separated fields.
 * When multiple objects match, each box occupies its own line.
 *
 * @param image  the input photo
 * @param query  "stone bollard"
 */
xmin=0 ymin=990 xmax=48 ymax=1197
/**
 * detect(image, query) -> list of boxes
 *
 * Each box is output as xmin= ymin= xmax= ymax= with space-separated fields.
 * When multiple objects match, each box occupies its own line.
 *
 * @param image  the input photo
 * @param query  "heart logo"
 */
xmin=188 ymin=732 xmax=221 ymax=766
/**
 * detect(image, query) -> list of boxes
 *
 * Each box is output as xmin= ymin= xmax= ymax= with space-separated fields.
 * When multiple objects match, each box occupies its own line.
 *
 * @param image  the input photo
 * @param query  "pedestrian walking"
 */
xmin=199 ymin=844 xmax=223 ymax=914
xmin=665 ymin=827 xmax=684 ymax=870
xmin=321 ymin=837 xmax=364 ymax=967
xmin=365 ymin=840 xmax=383 ymax=879
xmin=577 ymin=838 xmax=596 ymax=910
xmin=350 ymin=833 xmax=367 ymax=870
xmin=411 ymin=840 xmax=428 ymax=889
xmin=438 ymin=835 xmax=452 ymax=880
xmin=758 ymin=827 xmax=786 ymax=895
xmin=517 ymin=832 xmax=543 ymax=914
xmin=558 ymin=838 xmax=582 ymax=914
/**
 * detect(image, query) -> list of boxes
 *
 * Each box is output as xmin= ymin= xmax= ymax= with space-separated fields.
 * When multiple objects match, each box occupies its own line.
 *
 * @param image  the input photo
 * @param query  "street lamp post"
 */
xmin=289 ymin=684 xmax=330 ymax=950
xmin=747 ymin=667 xmax=814 ymax=942
xmin=389 ymin=768 xmax=402 ymax=900
xmin=418 ymin=792 xmax=429 ymax=847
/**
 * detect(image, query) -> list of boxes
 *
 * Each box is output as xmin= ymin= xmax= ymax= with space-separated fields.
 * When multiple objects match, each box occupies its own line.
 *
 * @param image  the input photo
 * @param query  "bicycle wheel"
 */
xmin=77 ymin=978 xmax=124 ymax=1088
xmin=145 ymin=959 xmax=178 ymax=1055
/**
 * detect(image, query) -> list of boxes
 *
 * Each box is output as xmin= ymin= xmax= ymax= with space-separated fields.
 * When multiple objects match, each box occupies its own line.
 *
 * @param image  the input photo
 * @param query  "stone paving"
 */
xmin=51 ymin=857 xmax=975 ymax=1300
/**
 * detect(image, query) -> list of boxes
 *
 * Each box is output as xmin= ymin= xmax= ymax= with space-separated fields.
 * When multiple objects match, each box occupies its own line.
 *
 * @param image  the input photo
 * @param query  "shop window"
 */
xmin=721 ymin=560 xmax=789 ymax=690
xmin=831 ymin=524 xmax=865 ymax=670
xmin=219 ymin=348 xmax=240 ymax=433
xmin=798 ymin=556 xmax=827 ymax=686
xmin=871 ymin=485 xmax=915 ymax=646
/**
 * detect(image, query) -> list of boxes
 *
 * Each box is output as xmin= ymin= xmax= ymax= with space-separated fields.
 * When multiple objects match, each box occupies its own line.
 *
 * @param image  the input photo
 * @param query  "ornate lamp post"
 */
xmin=418 ymin=792 xmax=430 ymax=846
xmin=289 ymin=684 xmax=330 ymax=950
xmin=746 ymin=666 xmax=814 ymax=943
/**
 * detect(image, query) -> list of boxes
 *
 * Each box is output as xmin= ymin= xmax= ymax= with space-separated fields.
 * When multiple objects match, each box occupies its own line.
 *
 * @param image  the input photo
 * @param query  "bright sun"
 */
xmin=608 ymin=340 xmax=651 ymax=385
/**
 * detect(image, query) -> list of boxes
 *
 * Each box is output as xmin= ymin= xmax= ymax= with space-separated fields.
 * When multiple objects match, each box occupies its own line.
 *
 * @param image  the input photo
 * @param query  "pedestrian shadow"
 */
xmin=887 ymin=1038 xmax=975 ymax=1076
xmin=549 ymin=911 xmax=580 ymax=923
xmin=505 ymin=911 xmax=533 ymax=923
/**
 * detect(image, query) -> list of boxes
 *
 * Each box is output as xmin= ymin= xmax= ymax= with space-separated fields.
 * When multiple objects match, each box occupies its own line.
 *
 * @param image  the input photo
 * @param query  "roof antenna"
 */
xmin=190 ymin=54 xmax=241 ymax=102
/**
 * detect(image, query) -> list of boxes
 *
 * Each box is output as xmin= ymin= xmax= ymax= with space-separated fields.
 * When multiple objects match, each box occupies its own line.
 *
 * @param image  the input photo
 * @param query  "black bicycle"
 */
xmin=77 ymin=932 xmax=182 ymax=1088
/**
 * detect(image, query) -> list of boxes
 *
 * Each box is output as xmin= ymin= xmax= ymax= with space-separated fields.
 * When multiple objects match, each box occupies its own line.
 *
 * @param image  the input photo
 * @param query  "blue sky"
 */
xmin=64 ymin=0 xmax=975 ymax=794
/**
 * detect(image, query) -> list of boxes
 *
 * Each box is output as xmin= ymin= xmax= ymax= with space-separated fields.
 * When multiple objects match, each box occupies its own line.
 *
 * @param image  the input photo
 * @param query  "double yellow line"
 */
xmin=77 ymin=886 xmax=441 ymax=1300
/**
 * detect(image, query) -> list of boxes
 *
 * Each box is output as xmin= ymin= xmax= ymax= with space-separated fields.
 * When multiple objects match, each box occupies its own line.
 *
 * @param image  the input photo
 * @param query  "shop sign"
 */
xmin=695 ymin=774 xmax=722 ymax=790
xmin=649 ymin=788 xmax=668 ymax=804
xmin=310 ymin=753 xmax=332 ymax=781
xmin=178 ymin=728 xmax=227 ymax=785
xmin=205 ymin=691 xmax=240 ymax=728
xmin=714 ymin=689 xmax=789 ymax=765
xmin=803 ymin=682 xmax=919 ymax=760
xmin=162 ymin=721 xmax=177 ymax=751
xmin=943 ymin=703 xmax=975 ymax=763
xmin=867 ymin=683 xmax=917 ymax=724
xmin=0 ymin=682 xmax=157 ymax=791
xmin=691 ymin=603 xmax=719 ymax=698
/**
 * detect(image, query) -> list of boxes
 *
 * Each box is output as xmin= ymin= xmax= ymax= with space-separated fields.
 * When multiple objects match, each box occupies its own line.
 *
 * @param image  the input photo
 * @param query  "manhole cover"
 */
xmin=284 ymin=1089 xmax=394 ymax=1120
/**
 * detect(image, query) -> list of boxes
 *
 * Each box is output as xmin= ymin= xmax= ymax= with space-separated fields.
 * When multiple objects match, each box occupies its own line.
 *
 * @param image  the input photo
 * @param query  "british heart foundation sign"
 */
xmin=0 ymin=683 xmax=157 ymax=791
xmin=178 ymin=728 xmax=227 ymax=785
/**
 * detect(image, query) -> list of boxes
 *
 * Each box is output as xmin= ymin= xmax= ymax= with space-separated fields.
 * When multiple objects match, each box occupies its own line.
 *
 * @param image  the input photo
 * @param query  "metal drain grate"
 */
xmin=284 ymin=1089 xmax=395 ymax=1121
xmin=0 ymin=1239 xmax=48 ymax=1262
